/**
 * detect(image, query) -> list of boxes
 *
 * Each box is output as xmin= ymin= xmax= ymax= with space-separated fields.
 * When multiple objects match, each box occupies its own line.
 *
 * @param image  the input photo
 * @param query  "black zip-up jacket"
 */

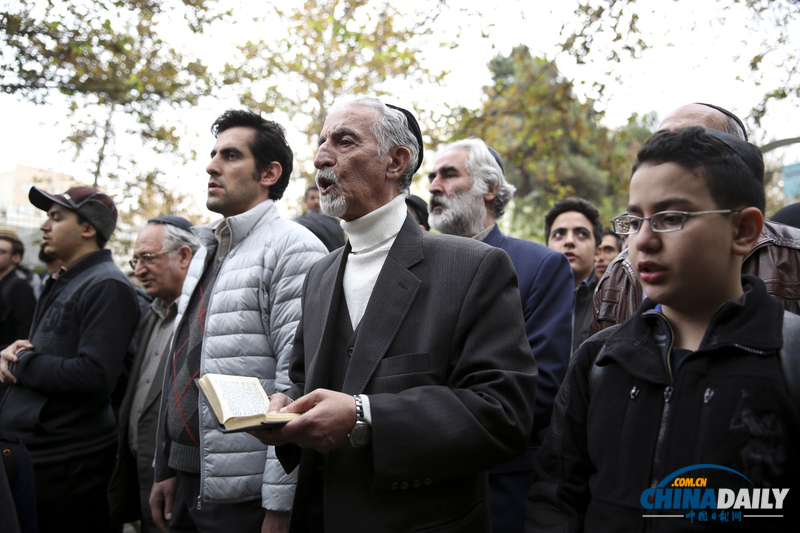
xmin=527 ymin=276 xmax=800 ymax=532
xmin=0 ymin=250 xmax=139 ymax=465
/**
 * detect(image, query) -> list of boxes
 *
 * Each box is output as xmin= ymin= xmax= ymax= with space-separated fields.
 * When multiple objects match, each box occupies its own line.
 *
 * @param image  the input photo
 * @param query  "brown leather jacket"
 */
xmin=590 ymin=220 xmax=800 ymax=334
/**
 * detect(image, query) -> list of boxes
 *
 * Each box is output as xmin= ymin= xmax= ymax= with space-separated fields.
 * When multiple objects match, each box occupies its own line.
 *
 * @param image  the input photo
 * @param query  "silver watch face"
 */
xmin=349 ymin=421 xmax=371 ymax=447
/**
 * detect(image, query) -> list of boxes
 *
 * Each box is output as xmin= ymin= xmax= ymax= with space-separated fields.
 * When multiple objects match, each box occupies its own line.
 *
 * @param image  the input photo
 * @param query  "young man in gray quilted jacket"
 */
xmin=150 ymin=110 xmax=327 ymax=533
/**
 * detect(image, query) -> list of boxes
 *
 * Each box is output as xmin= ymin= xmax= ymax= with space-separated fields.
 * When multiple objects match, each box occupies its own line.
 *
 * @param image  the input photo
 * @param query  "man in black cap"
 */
xmin=0 ymin=185 xmax=140 ymax=533
xmin=252 ymin=96 xmax=537 ymax=532
xmin=591 ymin=102 xmax=800 ymax=335
xmin=108 ymin=216 xmax=201 ymax=533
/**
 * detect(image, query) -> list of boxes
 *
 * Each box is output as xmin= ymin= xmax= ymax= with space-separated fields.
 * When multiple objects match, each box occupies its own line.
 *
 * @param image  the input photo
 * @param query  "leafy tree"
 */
xmin=227 ymin=0 xmax=446 ymax=178
xmin=1 ymin=0 xmax=222 ymax=227
xmin=450 ymin=45 xmax=654 ymax=241
xmin=559 ymin=0 xmax=800 ymax=127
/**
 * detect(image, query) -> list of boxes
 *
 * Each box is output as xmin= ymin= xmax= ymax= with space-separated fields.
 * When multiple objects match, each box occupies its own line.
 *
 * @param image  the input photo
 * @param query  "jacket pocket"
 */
xmin=372 ymin=352 xmax=430 ymax=377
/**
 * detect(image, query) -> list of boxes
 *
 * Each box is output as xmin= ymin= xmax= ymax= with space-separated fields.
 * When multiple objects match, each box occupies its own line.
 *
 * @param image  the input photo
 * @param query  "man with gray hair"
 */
xmin=109 ymin=215 xmax=201 ymax=533
xmin=253 ymin=97 xmax=536 ymax=532
xmin=429 ymin=138 xmax=573 ymax=533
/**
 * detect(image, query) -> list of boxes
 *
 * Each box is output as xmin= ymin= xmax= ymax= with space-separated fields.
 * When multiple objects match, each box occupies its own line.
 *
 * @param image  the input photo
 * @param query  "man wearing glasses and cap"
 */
xmin=0 ymin=185 xmax=140 ymax=533
xmin=252 ymin=97 xmax=536 ymax=532
xmin=109 ymin=216 xmax=201 ymax=533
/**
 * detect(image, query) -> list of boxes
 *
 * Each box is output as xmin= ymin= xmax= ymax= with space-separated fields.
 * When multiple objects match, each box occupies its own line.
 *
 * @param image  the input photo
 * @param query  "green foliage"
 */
xmin=450 ymin=46 xmax=654 ymax=241
xmin=1 ymin=0 xmax=222 ymax=226
xmin=227 ymin=0 xmax=446 ymax=181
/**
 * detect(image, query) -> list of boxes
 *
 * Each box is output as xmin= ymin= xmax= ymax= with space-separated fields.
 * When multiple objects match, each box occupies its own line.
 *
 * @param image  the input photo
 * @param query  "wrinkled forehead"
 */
xmin=434 ymin=147 xmax=469 ymax=169
xmin=321 ymin=104 xmax=381 ymax=139
xmin=135 ymin=223 xmax=166 ymax=249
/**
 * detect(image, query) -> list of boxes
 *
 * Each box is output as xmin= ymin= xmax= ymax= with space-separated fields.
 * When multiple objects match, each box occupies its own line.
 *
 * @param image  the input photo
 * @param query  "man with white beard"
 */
xmin=428 ymin=138 xmax=574 ymax=533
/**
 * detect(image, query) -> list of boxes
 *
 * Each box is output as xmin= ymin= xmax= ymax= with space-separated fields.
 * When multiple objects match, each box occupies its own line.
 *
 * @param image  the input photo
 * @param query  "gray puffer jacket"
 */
xmin=156 ymin=199 xmax=327 ymax=510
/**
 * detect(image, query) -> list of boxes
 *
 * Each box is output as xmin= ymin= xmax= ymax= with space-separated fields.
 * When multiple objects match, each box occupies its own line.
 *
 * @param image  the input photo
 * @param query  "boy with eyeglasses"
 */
xmin=0 ymin=186 xmax=140 ymax=533
xmin=525 ymin=126 xmax=800 ymax=532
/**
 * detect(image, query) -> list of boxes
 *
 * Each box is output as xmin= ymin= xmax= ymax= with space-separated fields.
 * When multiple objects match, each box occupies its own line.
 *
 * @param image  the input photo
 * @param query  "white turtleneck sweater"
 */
xmin=340 ymin=194 xmax=407 ymax=329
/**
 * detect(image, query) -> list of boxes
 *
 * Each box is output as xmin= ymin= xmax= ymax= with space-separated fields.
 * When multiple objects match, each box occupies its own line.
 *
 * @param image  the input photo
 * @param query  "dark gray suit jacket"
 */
xmin=108 ymin=308 xmax=172 ymax=528
xmin=279 ymin=215 xmax=537 ymax=533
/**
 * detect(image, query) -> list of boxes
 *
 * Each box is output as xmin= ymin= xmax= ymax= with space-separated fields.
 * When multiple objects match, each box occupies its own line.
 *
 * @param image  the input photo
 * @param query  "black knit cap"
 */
xmin=705 ymin=128 xmax=764 ymax=184
xmin=405 ymin=194 xmax=430 ymax=231
xmin=386 ymin=104 xmax=424 ymax=175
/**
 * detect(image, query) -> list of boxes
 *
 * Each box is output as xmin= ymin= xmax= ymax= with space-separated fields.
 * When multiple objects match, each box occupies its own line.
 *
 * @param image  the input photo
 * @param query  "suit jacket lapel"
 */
xmin=342 ymin=216 xmax=423 ymax=394
xmin=306 ymin=243 xmax=350 ymax=391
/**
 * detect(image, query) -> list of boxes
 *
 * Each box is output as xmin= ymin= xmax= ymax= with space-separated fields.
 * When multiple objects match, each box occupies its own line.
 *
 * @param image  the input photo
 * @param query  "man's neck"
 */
xmin=62 ymin=245 xmax=101 ymax=268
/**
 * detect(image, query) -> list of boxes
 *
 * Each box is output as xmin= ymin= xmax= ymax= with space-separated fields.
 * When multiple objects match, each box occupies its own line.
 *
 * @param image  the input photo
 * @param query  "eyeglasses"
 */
xmin=129 ymin=249 xmax=170 ymax=269
xmin=610 ymin=210 xmax=741 ymax=235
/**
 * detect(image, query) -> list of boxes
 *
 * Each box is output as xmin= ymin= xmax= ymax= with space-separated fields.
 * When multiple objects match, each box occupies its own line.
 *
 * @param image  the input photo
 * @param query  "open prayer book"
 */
xmin=197 ymin=373 xmax=300 ymax=432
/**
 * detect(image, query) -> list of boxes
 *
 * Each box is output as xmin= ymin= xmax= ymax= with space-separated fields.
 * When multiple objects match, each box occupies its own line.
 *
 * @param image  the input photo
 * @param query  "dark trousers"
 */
xmin=169 ymin=470 xmax=264 ymax=533
xmin=33 ymin=446 xmax=116 ymax=533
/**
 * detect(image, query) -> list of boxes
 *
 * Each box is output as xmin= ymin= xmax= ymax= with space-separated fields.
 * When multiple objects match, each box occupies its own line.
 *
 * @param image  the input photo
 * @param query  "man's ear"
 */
xmin=386 ymin=146 xmax=412 ymax=181
xmin=259 ymin=162 xmax=282 ymax=188
xmin=731 ymin=206 xmax=763 ymax=257
xmin=80 ymin=221 xmax=98 ymax=242
xmin=176 ymin=245 xmax=193 ymax=270
xmin=483 ymin=182 xmax=498 ymax=204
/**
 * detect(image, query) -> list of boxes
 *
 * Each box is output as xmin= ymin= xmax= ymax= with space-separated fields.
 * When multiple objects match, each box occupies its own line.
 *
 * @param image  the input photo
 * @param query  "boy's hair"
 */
xmin=544 ymin=198 xmax=603 ymax=247
xmin=632 ymin=126 xmax=765 ymax=213
xmin=211 ymin=109 xmax=294 ymax=201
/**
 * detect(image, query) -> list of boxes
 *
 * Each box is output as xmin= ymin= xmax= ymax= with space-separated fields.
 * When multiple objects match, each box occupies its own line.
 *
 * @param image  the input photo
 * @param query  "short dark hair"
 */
xmin=0 ymin=235 xmax=24 ymax=259
xmin=632 ymin=126 xmax=765 ymax=213
xmin=544 ymin=198 xmax=603 ymax=246
xmin=304 ymin=185 xmax=319 ymax=198
xmin=211 ymin=109 xmax=294 ymax=201
xmin=600 ymin=228 xmax=622 ymax=252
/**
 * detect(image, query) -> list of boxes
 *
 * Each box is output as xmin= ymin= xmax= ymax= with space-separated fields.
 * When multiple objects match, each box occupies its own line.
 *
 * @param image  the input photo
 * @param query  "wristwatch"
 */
xmin=348 ymin=395 xmax=371 ymax=448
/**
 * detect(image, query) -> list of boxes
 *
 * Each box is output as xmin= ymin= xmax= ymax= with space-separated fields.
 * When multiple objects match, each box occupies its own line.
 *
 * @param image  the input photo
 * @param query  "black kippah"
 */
xmin=148 ymin=215 xmax=194 ymax=232
xmin=386 ymin=104 xmax=424 ymax=174
xmin=705 ymin=128 xmax=764 ymax=184
xmin=487 ymin=146 xmax=505 ymax=174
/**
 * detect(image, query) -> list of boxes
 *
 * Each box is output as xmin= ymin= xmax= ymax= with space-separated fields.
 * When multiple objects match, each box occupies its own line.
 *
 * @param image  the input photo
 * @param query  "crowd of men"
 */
xmin=1 ymin=97 xmax=799 ymax=533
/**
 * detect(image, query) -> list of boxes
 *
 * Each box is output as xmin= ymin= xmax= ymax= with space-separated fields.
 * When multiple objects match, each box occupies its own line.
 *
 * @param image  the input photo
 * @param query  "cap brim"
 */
xmin=29 ymin=186 xmax=66 ymax=212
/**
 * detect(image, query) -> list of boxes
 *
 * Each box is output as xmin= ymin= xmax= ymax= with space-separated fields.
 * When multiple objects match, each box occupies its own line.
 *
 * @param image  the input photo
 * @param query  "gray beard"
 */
xmin=429 ymin=189 xmax=487 ymax=237
xmin=316 ymin=168 xmax=348 ymax=218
